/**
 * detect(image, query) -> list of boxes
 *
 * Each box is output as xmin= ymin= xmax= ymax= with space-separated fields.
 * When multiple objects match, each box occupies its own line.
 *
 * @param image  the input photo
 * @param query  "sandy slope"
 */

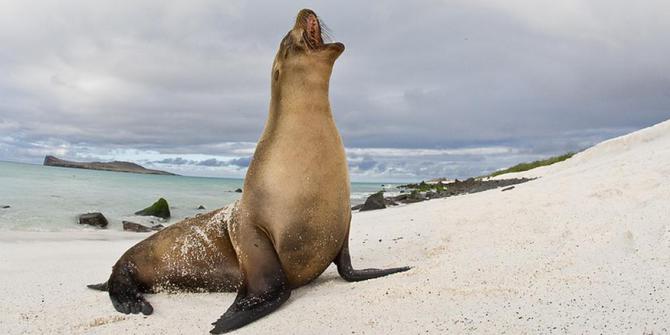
xmin=1 ymin=120 xmax=669 ymax=334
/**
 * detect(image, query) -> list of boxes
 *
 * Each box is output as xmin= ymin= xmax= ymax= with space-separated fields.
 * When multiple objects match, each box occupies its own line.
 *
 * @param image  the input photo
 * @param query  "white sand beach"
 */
xmin=2 ymin=119 xmax=669 ymax=334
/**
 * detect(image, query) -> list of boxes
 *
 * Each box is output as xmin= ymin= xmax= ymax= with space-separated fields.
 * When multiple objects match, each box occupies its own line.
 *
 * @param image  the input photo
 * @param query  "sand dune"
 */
xmin=1 ymin=119 xmax=669 ymax=334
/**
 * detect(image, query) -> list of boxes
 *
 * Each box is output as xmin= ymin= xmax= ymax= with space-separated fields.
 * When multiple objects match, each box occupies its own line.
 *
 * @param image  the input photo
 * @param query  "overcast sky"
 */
xmin=1 ymin=0 xmax=668 ymax=181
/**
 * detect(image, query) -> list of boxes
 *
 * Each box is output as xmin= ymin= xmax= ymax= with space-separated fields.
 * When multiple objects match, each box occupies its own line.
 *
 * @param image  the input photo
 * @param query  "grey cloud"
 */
xmin=197 ymin=158 xmax=227 ymax=167
xmin=0 ymin=0 xmax=668 ymax=180
xmin=349 ymin=156 xmax=378 ymax=171
xmin=155 ymin=157 xmax=193 ymax=165
xmin=227 ymin=156 xmax=252 ymax=168
xmin=194 ymin=157 xmax=251 ymax=168
xmin=151 ymin=156 xmax=251 ymax=169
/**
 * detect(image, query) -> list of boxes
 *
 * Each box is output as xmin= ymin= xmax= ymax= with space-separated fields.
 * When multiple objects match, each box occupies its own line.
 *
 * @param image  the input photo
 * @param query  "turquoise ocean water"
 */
xmin=0 ymin=161 xmax=399 ymax=232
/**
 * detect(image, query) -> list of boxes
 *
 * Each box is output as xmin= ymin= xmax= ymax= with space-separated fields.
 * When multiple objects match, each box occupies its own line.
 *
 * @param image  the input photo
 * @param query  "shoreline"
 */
xmin=0 ymin=160 xmax=393 ymax=232
xmin=0 ymin=230 xmax=149 ymax=243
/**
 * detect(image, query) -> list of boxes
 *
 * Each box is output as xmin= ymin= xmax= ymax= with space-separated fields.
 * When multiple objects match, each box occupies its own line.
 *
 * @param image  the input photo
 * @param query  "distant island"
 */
xmin=43 ymin=155 xmax=177 ymax=176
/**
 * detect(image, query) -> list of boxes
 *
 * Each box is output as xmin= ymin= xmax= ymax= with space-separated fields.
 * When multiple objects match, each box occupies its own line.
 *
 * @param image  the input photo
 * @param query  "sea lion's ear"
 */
xmin=272 ymin=62 xmax=281 ymax=81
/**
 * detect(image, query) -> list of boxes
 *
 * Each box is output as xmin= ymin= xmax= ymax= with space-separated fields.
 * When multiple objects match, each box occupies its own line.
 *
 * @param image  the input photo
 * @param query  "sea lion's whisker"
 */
xmin=319 ymin=19 xmax=333 ymax=43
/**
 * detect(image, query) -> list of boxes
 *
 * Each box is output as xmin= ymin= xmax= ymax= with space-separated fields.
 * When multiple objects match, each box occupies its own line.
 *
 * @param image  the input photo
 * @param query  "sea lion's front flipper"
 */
xmin=210 ymin=225 xmax=291 ymax=334
xmin=335 ymin=232 xmax=411 ymax=282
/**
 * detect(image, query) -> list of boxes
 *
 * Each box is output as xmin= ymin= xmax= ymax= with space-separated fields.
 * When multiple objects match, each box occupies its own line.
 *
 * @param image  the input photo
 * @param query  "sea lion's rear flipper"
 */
xmin=335 ymin=233 xmax=411 ymax=282
xmin=86 ymin=281 xmax=109 ymax=291
xmin=108 ymin=263 xmax=154 ymax=315
xmin=210 ymin=226 xmax=291 ymax=334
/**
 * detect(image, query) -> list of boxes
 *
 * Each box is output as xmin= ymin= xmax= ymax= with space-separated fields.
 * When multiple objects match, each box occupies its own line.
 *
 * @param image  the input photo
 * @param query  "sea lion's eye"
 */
xmin=274 ymin=70 xmax=279 ymax=81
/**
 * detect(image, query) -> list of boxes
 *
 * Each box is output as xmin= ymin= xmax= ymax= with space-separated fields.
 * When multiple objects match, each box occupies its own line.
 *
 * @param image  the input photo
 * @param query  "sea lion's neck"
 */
xmin=260 ymin=77 xmax=339 ymax=148
xmin=270 ymin=81 xmax=333 ymax=118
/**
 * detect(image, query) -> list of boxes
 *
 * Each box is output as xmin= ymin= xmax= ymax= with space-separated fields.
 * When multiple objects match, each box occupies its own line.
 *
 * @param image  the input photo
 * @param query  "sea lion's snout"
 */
xmin=272 ymin=9 xmax=344 ymax=84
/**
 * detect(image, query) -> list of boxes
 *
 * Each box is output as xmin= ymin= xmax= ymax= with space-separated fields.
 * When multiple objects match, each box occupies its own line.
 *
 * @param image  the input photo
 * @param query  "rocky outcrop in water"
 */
xmin=359 ymin=191 xmax=386 ymax=211
xmin=134 ymin=198 xmax=171 ymax=219
xmin=122 ymin=221 xmax=164 ymax=232
xmin=43 ymin=155 xmax=176 ymax=176
xmin=353 ymin=178 xmax=534 ymax=211
xmin=78 ymin=212 xmax=108 ymax=228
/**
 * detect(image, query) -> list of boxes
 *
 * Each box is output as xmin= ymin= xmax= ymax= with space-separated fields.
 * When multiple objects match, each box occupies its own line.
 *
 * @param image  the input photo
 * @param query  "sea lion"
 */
xmin=88 ymin=9 xmax=410 ymax=333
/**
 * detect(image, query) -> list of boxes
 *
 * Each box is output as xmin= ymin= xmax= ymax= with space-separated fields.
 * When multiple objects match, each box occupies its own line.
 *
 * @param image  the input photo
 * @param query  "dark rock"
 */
xmin=122 ymin=221 xmax=153 ymax=232
xmin=234 ymin=188 xmax=243 ymax=193
xmin=390 ymin=194 xmax=408 ymax=202
xmin=384 ymin=198 xmax=399 ymax=206
xmin=404 ymin=191 xmax=426 ymax=203
xmin=351 ymin=204 xmax=364 ymax=211
xmin=386 ymin=191 xmax=425 ymax=205
xmin=359 ymin=177 xmax=535 ymax=210
xmin=78 ymin=212 xmax=108 ymax=228
xmin=134 ymin=198 xmax=171 ymax=219
xmin=197 ymin=205 xmax=206 ymax=210
xmin=151 ymin=224 xmax=165 ymax=231
xmin=360 ymin=191 xmax=386 ymax=211
xmin=1 ymin=205 xmax=10 ymax=209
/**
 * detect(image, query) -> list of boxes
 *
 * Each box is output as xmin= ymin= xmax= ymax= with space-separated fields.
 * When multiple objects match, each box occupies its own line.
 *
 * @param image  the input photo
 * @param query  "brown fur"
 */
xmin=233 ymin=9 xmax=347 ymax=288
xmin=93 ymin=10 xmax=408 ymax=332
xmin=111 ymin=203 xmax=241 ymax=293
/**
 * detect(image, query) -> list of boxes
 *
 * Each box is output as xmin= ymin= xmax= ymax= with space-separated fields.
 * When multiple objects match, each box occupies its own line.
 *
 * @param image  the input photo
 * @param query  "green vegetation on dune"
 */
xmin=488 ymin=152 xmax=576 ymax=177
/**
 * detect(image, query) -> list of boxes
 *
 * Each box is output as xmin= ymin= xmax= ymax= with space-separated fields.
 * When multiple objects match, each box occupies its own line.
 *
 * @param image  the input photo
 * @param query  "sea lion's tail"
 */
xmin=86 ymin=281 xmax=109 ymax=291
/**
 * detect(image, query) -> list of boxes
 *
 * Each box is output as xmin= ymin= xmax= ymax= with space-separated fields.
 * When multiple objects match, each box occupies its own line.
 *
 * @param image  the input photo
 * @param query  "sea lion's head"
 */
xmin=271 ymin=9 xmax=344 ymax=91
